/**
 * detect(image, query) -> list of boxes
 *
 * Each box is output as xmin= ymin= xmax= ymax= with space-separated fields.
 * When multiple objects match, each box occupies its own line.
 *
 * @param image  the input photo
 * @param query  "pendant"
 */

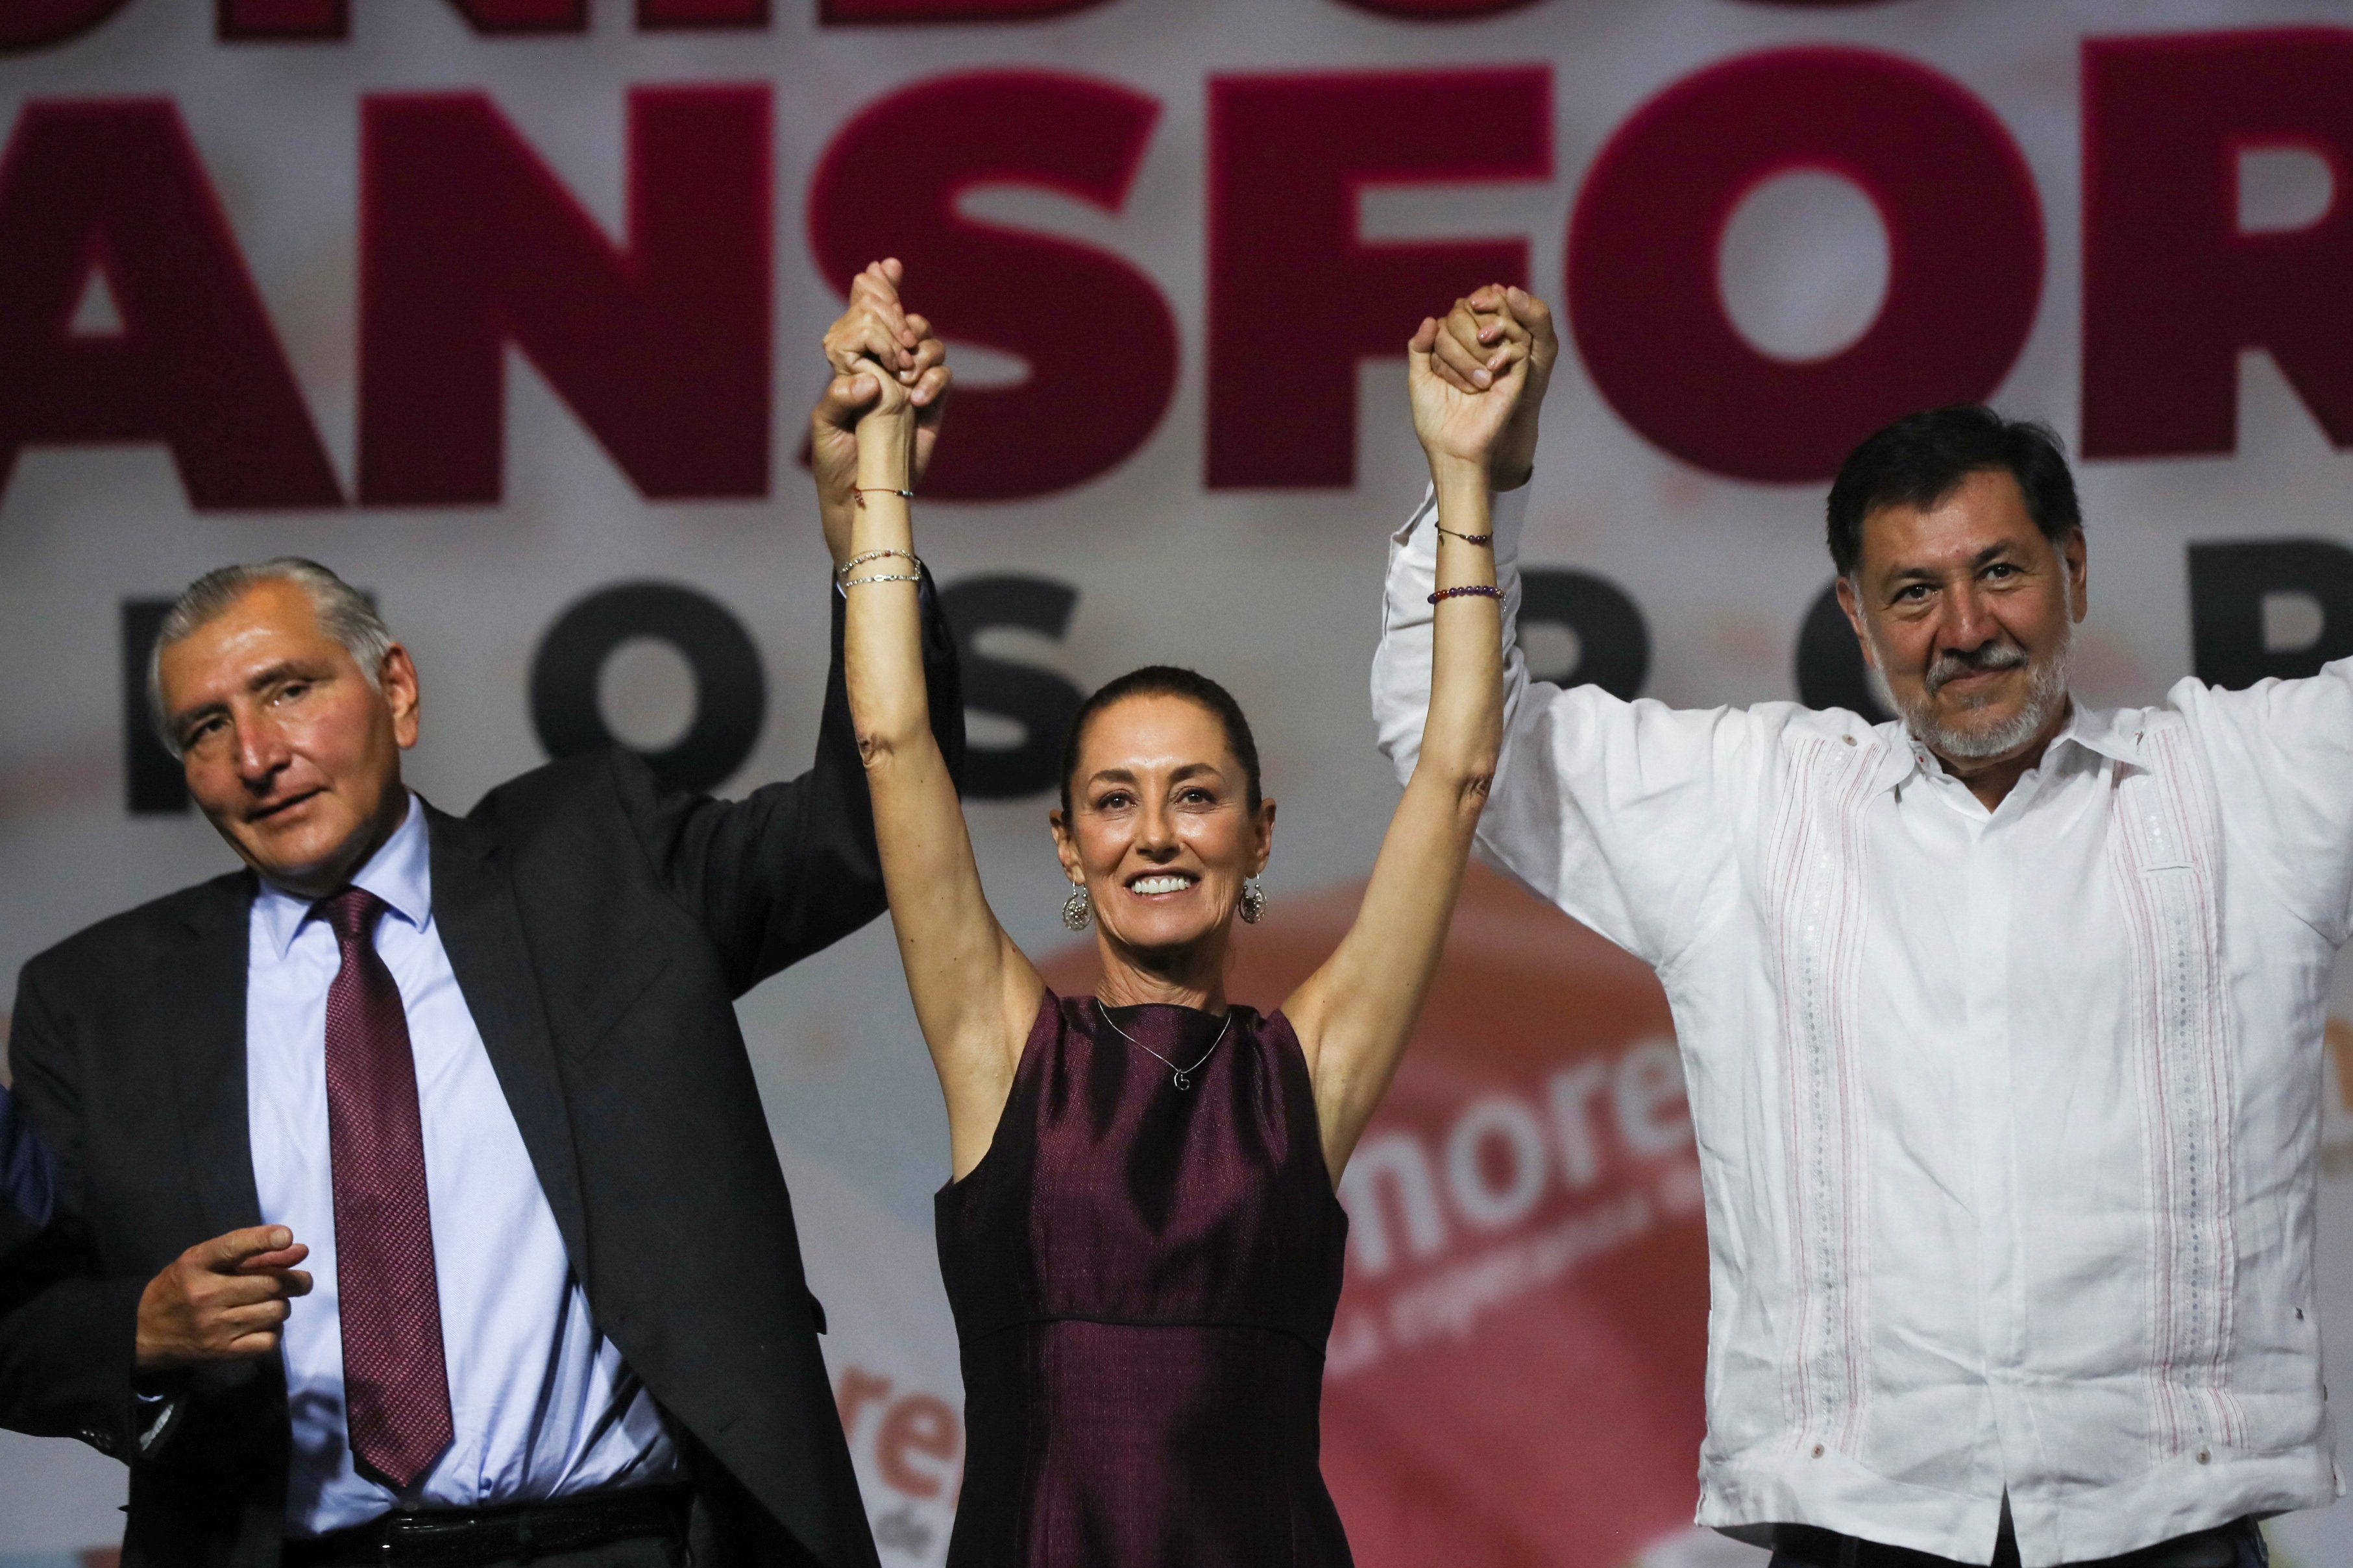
xmin=1173 ymin=1070 xmax=1193 ymax=1091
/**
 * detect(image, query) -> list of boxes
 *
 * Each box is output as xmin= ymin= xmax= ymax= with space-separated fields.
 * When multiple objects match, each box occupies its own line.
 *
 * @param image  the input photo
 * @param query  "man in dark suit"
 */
xmin=1 ymin=300 xmax=959 ymax=1567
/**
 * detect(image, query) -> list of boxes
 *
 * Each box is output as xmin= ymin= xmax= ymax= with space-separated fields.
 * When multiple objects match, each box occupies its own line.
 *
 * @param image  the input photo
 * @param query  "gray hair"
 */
xmin=147 ymin=558 xmax=393 ymax=757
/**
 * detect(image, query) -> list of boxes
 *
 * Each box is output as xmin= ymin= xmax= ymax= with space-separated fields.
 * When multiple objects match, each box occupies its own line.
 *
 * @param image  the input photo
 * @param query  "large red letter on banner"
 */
xmin=1570 ymin=49 xmax=2042 ymax=484
xmin=360 ymin=86 xmax=770 ymax=505
xmin=1207 ymin=70 xmax=1550 ymax=488
xmin=807 ymin=71 xmax=1173 ymax=501
xmin=2083 ymin=30 xmax=2353 ymax=459
xmin=0 ymin=101 xmax=341 ymax=509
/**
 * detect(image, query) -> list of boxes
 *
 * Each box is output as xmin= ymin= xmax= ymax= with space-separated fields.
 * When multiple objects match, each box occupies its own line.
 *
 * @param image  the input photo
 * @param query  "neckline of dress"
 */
xmin=1096 ymin=997 xmax=1234 ymax=1024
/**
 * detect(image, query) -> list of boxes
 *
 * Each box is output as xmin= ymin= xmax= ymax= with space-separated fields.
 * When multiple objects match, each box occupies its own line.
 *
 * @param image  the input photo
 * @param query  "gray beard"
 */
xmin=1866 ymin=620 xmax=2074 ymax=763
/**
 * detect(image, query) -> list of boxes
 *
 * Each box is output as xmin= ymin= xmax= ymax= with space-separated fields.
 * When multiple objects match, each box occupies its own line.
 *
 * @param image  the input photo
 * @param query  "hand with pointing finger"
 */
xmin=135 ymin=1225 xmax=312 ymax=1371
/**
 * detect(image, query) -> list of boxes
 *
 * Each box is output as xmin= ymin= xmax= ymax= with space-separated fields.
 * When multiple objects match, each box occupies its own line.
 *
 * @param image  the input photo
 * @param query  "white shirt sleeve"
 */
xmin=2170 ymin=657 xmax=2353 ymax=946
xmin=1371 ymin=483 xmax=1746 ymax=969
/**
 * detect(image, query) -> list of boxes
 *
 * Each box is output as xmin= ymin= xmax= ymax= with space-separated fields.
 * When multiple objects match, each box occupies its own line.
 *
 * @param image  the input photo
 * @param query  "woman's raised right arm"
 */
xmin=827 ymin=263 xmax=1044 ymax=1179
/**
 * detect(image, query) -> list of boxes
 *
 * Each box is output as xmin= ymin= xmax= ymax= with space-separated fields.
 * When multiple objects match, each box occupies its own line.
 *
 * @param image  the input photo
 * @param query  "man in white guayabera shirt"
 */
xmin=1374 ymin=288 xmax=2331 ymax=1568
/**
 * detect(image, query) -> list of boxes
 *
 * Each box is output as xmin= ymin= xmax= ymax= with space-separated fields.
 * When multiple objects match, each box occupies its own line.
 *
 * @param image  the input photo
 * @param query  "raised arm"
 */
xmin=1282 ymin=295 xmax=1527 ymax=1180
xmin=1370 ymin=293 xmax=1756 ymax=974
xmin=829 ymin=263 xmax=1043 ymax=1180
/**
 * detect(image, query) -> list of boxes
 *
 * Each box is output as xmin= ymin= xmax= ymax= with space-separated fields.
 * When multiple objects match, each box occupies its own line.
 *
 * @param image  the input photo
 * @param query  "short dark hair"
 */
xmin=1825 ymin=405 xmax=2082 ymax=578
xmin=1058 ymin=665 xmax=1263 ymax=817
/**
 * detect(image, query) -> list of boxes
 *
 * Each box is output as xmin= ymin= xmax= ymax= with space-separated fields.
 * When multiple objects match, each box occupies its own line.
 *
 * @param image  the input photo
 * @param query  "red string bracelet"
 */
xmin=1434 ymin=524 xmax=1494 ymax=545
xmin=853 ymin=487 xmax=914 ymax=509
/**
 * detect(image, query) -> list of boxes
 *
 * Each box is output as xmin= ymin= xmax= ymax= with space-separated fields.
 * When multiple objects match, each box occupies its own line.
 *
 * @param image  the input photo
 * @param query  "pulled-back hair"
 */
xmin=1825 ymin=405 xmax=2082 ymax=579
xmin=147 ymin=558 xmax=393 ymax=756
xmin=1058 ymin=666 xmax=1263 ymax=817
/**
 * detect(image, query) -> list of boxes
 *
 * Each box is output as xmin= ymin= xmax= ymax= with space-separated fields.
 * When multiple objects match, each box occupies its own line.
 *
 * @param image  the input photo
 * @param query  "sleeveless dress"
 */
xmin=935 ymin=990 xmax=1354 ymax=1567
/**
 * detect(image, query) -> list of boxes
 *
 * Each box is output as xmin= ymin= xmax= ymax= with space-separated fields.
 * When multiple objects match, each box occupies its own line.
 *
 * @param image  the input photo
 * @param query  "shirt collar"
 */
xmin=2045 ymin=705 xmax=2147 ymax=769
xmin=252 ymin=793 xmax=430 ymax=962
xmin=1867 ymin=701 xmax=2144 ymax=799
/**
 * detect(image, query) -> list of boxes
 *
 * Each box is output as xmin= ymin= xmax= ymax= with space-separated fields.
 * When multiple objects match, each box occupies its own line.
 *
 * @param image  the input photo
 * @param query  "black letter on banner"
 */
xmin=1518 ymin=568 xmax=1650 ymax=699
xmin=938 ymin=575 xmax=1083 ymax=800
xmin=530 ymin=581 xmax=764 ymax=793
xmin=1794 ymin=580 xmax=1893 ymax=724
xmin=2188 ymin=539 xmax=2353 ymax=690
xmin=122 ymin=597 xmax=189 ymax=815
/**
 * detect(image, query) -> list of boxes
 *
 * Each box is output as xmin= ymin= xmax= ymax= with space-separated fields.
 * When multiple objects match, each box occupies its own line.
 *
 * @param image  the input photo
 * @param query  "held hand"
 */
xmin=134 ymin=1225 xmax=313 ymax=1371
xmin=1408 ymin=299 xmax=1531 ymax=477
xmin=811 ymin=259 xmax=953 ymax=564
xmin=1422 ymin=284 xmax=1558 ymax=489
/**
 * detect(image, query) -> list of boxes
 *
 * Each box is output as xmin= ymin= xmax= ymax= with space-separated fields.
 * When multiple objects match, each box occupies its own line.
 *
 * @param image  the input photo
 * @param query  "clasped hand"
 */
xmin=1408 ymin=283 xmax=1558 ymax=490
xmin=811 ymin=259 xmax=952 ymax=562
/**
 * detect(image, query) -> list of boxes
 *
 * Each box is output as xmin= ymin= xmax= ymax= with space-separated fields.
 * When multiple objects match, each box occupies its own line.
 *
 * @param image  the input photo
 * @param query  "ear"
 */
xmin=1833 ymin=576 xmax=1879 ymax=671
xmin=381 ymin=645 xmax=422 ymax=750
xmin=1248 ymin=799 xmax=1276 ymax=876
xmin=1048 ymin=808 xmax=1083 ymax=884
xmin=2063 ymin=529 xmax=2089 ymax=623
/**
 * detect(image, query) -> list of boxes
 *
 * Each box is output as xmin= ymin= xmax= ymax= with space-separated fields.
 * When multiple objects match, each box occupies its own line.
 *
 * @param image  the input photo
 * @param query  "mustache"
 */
xmin=1923 ymin=641 xmax=2030 ymax=695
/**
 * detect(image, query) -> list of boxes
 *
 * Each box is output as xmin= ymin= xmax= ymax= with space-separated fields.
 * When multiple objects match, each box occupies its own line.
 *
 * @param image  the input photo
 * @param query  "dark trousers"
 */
xmin=278 ymin=1484 xmax=692 ymax=1568
xmin=282 ymin=1536 xmax=683 ymax=1568
xmin=1767 ymin=1516 xmax=2265 ymax=1568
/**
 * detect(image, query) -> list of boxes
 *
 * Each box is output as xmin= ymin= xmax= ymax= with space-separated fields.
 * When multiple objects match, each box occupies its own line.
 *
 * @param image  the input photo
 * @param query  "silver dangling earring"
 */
xmin=1239 ymin=878 xmax=1267 ymax=924
xmin=1062 ymin=884 xmax=1093 ymax=931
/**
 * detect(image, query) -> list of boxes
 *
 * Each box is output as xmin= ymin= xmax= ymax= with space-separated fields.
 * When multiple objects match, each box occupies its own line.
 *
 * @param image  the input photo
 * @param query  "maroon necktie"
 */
xmin=318 ymin=887 xmax=453 ymax=1491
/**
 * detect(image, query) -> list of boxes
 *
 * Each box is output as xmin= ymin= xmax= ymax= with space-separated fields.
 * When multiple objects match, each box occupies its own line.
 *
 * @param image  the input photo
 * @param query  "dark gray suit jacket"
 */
xmin=0 ymin=585 xmax=962 ymax=1568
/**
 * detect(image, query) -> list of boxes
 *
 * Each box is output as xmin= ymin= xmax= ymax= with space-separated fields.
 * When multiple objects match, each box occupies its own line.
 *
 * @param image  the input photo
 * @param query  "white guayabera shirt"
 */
xmin=1371 ymin=487 xmax=2345 ymax=1568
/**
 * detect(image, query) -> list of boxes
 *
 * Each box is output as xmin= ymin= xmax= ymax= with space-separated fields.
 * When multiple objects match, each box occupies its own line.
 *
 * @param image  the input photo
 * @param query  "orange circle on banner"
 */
xmin=1042 ymin=862 xmax=1711 ymax=1568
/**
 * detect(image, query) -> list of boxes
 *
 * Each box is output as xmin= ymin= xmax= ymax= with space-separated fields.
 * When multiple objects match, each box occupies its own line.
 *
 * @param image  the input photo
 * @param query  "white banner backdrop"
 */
xmin=5 ymin=2 xmax=2353 ymax=1564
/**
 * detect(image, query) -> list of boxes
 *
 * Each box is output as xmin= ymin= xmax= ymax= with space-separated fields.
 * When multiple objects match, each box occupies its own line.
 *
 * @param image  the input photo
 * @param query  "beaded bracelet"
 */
xmin=836 ymin=548 xmax=916 ymax=586
xmin=844 ymin=572 xmax=923 ymax=588
xmin=1435 ymin=524 xmax=1494 ymax=545
xmin=1428 ymin=585 xmax=1504 ymax=605
xmin=853 ymin=487 xmax=914 ymax=509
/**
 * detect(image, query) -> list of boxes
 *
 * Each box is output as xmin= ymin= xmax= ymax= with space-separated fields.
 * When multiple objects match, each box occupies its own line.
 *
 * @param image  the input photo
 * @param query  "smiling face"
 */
xmin=156 ymin=579 xmax=420 ymax=897
xmin=1051 ymin=692 xmax=1274 ymax=965
xmin=1836 ymin=466 xmax=2086 ymax=765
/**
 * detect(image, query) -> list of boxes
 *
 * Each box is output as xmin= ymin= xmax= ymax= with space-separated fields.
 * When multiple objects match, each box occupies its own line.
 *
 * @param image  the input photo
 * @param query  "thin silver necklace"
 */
xmin=1095 ymin=998 xmax=1232 ymax=1091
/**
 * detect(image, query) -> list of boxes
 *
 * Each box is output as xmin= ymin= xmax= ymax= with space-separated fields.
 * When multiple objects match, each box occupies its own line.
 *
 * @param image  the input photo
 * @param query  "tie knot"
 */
xmin=315 ymin=886 xmax=384 ymax=947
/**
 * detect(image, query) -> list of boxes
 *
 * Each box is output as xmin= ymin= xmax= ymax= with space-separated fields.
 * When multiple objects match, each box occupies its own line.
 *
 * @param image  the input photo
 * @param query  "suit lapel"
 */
xmin=169 ymin=875 xmax=265 ymax=1239
xmin=426 ymin=803 xmax=592 ymax=1277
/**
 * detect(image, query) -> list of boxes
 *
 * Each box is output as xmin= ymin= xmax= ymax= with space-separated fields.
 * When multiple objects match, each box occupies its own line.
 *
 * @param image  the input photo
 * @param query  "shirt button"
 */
xmin=1812 ymin=1443 xmax=1825 ymax=1458
xmin=2197 ymin=1449 xmax=2211 ymax=1464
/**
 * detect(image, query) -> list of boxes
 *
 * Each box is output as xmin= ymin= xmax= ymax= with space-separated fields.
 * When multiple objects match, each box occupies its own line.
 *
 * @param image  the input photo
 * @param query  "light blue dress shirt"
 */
xmin=246 ymin=795 xmax=676 ymax=1536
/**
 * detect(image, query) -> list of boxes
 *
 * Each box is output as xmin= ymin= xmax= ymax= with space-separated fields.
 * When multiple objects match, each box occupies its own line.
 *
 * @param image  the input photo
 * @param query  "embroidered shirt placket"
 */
xmin=2112 ymin=727 xmax=2243 ymax=1464
xmin=1768 ymin=738 xmax=1876 ymax=1458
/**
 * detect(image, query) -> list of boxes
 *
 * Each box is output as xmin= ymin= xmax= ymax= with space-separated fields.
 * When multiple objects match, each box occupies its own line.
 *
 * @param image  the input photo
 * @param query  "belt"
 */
xmin=282 ymin=1483 xmax=691 ymax=1567
xmin=1771 ymin=1517 xmax=2258 ymax=1568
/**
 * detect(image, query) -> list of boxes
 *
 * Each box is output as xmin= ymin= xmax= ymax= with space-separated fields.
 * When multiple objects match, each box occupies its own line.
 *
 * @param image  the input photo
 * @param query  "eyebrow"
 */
xmin=169 ymin=658 xmax=330 ymax=734
xmin=1886 ymin=542 xmax=2021 ymax=584
xmin=1085 ymin=762 xmax=1226 ymax=787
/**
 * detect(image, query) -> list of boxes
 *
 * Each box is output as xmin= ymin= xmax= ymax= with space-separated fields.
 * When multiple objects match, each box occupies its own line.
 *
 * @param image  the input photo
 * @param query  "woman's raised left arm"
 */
xmin=1282 ymin=293 xmax=1530 ymax=1181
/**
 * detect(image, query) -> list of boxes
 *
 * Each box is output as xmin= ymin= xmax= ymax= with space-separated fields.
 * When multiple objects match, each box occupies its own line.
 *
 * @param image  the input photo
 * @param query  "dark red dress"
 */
xmin=935 ymin=990 xmax=1354 ymax=1567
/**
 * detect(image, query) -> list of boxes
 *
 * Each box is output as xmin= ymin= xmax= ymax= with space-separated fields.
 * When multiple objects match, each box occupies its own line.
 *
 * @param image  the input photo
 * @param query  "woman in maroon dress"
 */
xmin=824 ymin=258 xmax=1531 ymax=1567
